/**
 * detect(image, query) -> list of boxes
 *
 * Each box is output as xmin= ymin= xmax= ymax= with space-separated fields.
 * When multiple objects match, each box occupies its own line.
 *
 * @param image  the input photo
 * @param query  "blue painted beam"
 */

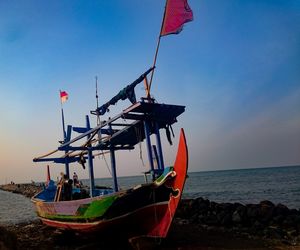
xmin=73 ymin=127 xmax=116 ymax=135
xmin=155 ymin=122 xmax=164 ymax=170
xmin=33 ymin=157 xmax=83 ymax=163
xmin=66 ymin=125 xmax=72 ymax=142
xmin=64 ymin=126 xmax=72 ymax=178
xmin=58 ymin=145 xmax=135 ymax=151
xmin=86 ymin=115 xmax=95 ymax=197
xmin=143 ymin=121 xmax=155 ymax=180
xmin=109 ymin=124 xmax=118 ymax=192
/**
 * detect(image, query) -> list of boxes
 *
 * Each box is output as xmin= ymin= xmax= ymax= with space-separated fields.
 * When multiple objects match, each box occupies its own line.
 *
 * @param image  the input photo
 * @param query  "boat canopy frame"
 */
xmin=33 ymin=68 xmax=185 ymax=196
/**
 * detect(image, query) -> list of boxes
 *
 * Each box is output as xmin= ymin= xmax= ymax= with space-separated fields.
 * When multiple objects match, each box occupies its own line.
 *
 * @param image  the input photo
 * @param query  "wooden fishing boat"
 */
xmin=32 ymin=68 xmax=188 ymax=238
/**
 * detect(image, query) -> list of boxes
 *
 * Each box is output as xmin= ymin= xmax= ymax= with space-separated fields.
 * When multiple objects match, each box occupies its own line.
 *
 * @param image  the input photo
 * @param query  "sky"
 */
xmin=0 ymin=0 xmax=299 ymax=184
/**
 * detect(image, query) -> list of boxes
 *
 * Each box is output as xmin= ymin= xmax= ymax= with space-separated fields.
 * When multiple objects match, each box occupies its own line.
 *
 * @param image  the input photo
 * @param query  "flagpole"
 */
xmin=61 ymin=107 xmax=67 ymax=140
xmin=148 ymin=0 xmax=168 ymax=93
xmin=59 ymin=90 xmax=69 ymax=178
xmin=95 ymin=76 xmax=102 ymax=140
xmin=60 ymin=90 xmax=67 ymax=141
xmin=95 ymin=76 xmax=100 ymax=126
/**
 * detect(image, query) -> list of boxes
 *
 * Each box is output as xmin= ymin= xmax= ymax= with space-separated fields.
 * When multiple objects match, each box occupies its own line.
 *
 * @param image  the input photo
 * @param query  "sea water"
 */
xmin=0 ymin=165 xmax=299 ymax=225
xmin=183 ymin=165 xmax=300 ymax=208
xmin=0 ymin=189 xmax=37 ymax=225
xmin=90 ymin=165 xmax=300 ymax=209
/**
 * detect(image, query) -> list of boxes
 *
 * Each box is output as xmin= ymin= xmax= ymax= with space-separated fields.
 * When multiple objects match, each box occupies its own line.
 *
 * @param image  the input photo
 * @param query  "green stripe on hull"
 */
xmin=83 ymin=196 xmax=117 ymax=218
xmin=45 ymin=195 xmax=117 ymax=222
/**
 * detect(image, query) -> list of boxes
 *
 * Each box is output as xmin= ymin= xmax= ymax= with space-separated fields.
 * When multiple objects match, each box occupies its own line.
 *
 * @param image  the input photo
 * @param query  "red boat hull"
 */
xmin=34 ymin=128 xmax=188 ymax=238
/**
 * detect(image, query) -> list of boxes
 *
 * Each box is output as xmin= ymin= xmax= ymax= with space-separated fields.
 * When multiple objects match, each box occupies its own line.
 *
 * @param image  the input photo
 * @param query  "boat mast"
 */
xmin=86 ymin=115 xmax=95 ymax=197
xmin=94 ymin=76 xmax=118 ymax=192
xmin=95 ymin=76 xmax=100 ymax=125
xmin=95 ymin=76 xmax=103 ymax=142
xmin=60 ymin=90 xmax=70 ymax=178
xmin=148 ymin=0 xmax=168 ymax=93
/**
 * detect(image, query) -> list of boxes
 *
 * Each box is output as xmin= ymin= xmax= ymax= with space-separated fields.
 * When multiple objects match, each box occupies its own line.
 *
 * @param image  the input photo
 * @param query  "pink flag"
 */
xmin=60 ymin=90 xmax=68 ymax=103
xmin=160 ymin=0 xmax=193 ymax=37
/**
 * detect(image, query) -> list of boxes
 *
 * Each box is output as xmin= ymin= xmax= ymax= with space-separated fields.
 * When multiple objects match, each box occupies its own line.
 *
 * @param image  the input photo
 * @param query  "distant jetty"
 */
xmin=0 ymin=183 xmax=300 ymax=249
xmin=0 ymin=183 xmax=42 ymax=198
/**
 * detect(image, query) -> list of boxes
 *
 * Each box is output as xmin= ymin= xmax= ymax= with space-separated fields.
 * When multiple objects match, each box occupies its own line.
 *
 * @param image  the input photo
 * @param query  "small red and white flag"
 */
xmin=60 ymin=90 xmax=68 ymax=103
xmin=160 ymin=0 xmax=193 ymax=37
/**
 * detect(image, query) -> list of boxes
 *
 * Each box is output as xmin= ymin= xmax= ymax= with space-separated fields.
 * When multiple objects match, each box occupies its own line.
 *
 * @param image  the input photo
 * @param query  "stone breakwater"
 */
xmin=177 ymin=197 xmax=300 ymax=244
xmin=0 ymin=184 xmax=42 ymax=198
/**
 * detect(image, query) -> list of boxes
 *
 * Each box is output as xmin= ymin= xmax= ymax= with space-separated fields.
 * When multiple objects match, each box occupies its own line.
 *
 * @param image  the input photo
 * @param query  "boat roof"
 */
xmin=62 ymin=100 xmax=185 ymax=150
xmin=99 ymin=101 xmax=185 ymax=150
xmin=34 ymin=100 xmax=185 ymax=163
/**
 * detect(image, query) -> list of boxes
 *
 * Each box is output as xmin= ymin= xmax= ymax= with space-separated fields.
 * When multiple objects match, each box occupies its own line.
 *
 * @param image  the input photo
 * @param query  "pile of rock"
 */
xmin=0 ymin=184 xmax=42 ymax=198
xmin=0 ymin=226 xmax=17 ymax=250
xmin=177 ymin=198 xmax=300 ymax=244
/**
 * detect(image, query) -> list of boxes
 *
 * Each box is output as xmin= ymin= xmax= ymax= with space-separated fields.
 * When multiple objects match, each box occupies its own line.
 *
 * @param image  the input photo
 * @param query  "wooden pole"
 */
xmin=143 ymin=76 xmax=150 ymax=99
xmin=60 ymin=90 xmax=67 ymax=140
xmin=59 ymin=90 xmax=69 ymax=178
xmin=148 ymin=0 xmax=168 ymax=93
xmin=86 ymin=115 xmax=95 ymax=197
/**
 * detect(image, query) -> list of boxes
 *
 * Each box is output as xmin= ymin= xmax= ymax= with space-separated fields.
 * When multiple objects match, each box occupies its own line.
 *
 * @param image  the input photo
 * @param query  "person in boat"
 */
xmin=73 ymin=172 xmax=79 ymax=187
xmin=57 ymin=172 xmax=73 ymax=201
xmin=63 ymin=178 xmax=73 ymax=201
xmin=58 ymin=172 xmax=66 ymax=184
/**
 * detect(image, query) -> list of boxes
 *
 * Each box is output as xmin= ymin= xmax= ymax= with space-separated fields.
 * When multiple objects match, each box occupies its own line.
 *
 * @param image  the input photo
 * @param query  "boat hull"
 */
xmin=32 ymin=128 xmax=188 ymax=238
xmin=40 ymin=201 xmax=169 ymax=233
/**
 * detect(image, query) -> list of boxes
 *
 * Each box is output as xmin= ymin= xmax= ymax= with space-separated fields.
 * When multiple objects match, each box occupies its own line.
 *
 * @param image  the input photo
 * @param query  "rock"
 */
xmin=0 ymin=183 xmax=42 ymax=198
xmin=253 ymin=220 xmax=264 ymax=230
xmin=259 ymin=201 xmax=274 ymax=224
xmin=264 ymin=226 xmax=284 ymax=239
xmin=176 ymin=219 xmax=190 ymax=225
xmin=232 ymin=205 xmax=247 ymax=225
xmin=210 ymin=201 xmax=217 ymax=211
xmin=232 ymin=210 xmax=242 ymax=224
xmin=289 ymin=209 xmax=300 ymax=215
xmin=271 ymin=215 xmax=284 ymax=226
xmin=219 ymin=212 xmax=232 ymax=226
xmin=282 ymin=215 xmax=300 ymax=230
xmin=274 ymin=203 xmax=289 ymax=217
xmin=197 ymin=214 xmax=206 ymax=223
xmin=203 ymin=213 xmax=218 ymax=225
xmin=190 ymin=214 xmax=199 ymax=223
xmin=129 ymin=236 xmax=161 ymax=250
xmin=176 ymin=199 xmax=192 ymax=218
xmin=0 ymin=226 xmax=18 ymax=250
xmin=287 ymin=230 xmax=298 ymax=237
xmin=195 ymin=197 xmax=210 ymax=213
xmin=246 ymin=204 xmax=260 ymax=219
xmin=260 ymin=200 xmax=275 ymax=207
